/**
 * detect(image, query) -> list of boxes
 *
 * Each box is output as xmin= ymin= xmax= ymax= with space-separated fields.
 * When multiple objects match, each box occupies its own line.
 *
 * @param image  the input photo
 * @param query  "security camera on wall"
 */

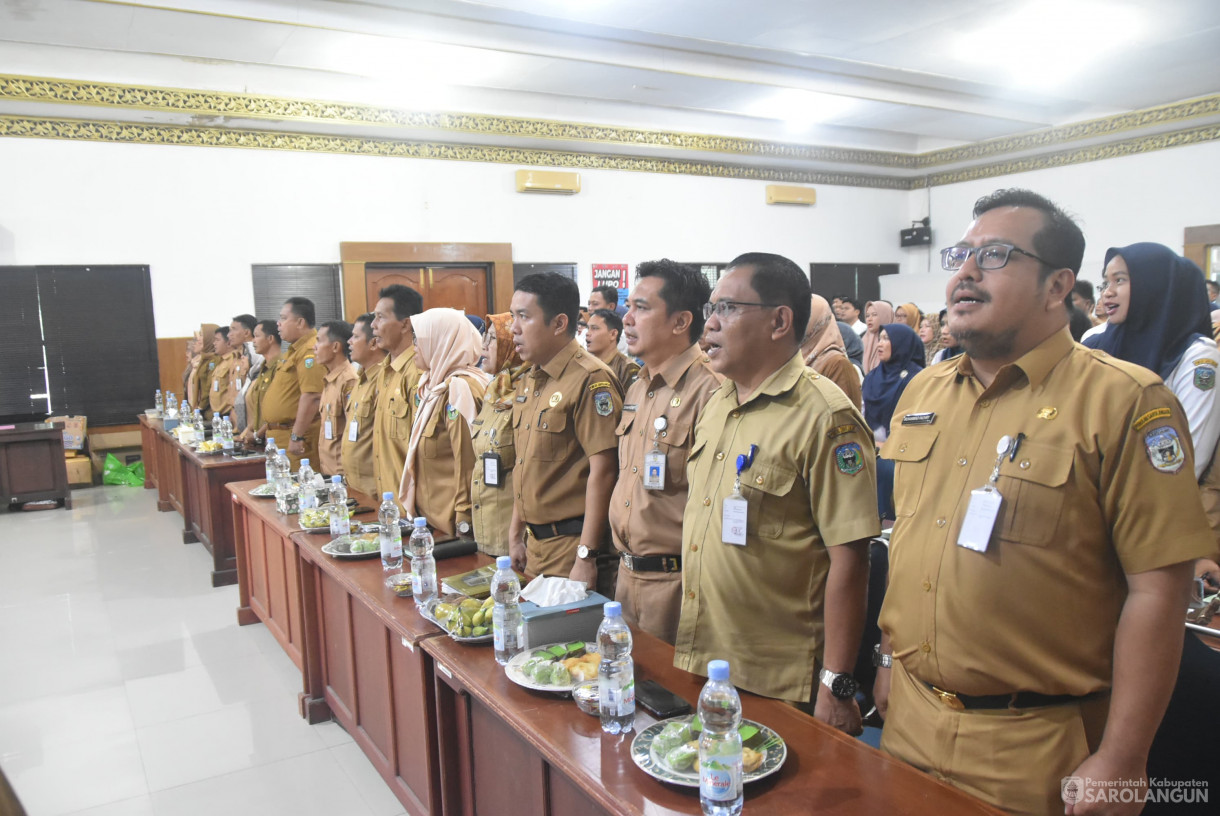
xmin=900 ymin=217 xmax=932 ymax=248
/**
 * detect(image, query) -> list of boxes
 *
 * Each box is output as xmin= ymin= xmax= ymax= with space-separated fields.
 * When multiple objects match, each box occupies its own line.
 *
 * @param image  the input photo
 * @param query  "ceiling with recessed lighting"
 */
xmin=0 ymin=0 xmax=1218 ymax=184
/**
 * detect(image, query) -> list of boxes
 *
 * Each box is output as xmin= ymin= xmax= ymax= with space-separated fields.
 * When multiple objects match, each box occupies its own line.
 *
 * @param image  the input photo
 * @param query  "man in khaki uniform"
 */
xmin=209 ymin=327 xmax=238 ymax=420
xmin=508 ymin=273 xmax=622 ymax=590
xmin=314 ymin=320 xmax=357 ymax=477
xmin=586 ymin=309 xmax=640 ymax=388
xmin=875 ymin=190 xmax=1216 ymax=816
xmin=237 ymin=320 xmax=281 ymax=445
xmin=371 ymin=284 xmax=424 ymax=505
xmin=264 ymin=297 xmax=325 ymax=469
xmin=609 ymin=261 xmax=719 ymax=645
xmin=675 ymin=252 xmax=878 ymax=735
xmin=229 ymin=314 xmax=263 ymax=432
xmin=342 ymin=313 xmax=386 ymax=499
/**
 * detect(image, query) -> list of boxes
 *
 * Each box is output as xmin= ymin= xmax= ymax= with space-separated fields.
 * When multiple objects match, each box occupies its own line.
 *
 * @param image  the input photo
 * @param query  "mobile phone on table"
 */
xmin=635 ymin=679 xmax=692 ymax=719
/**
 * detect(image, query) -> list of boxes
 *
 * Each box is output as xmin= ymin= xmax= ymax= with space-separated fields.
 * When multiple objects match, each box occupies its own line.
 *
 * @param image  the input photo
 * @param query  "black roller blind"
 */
xmin=38 ymin=265 xmax=159 ymax=426
xmin=0 ymin=266 xmax=48 ymax=420
xmin=252 ymin=264 xmax=342 ymax=324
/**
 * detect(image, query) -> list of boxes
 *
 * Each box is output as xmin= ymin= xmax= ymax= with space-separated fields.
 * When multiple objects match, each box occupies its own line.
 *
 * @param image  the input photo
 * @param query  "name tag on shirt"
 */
xmin=722 ymin=496 xmax=748 ymax=546
xmin=957 ymin=487 xmax=1002 ymax=552
xmin=901 ymin=412 xmax=936 ymax=425
xmin=213 ymin=380 xmax=219 ymax=391
xmin=483 ymin=452 xmax=503 ymax=487
xmin=348 ymin=420 xmax=359 ymax=442
xmin=324 ymin=420 xmax=333 ymax=440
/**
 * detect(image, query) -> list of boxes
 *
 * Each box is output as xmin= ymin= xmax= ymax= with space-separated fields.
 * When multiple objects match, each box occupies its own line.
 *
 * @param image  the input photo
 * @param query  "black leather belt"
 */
xmin=526 ymin=516 xmax=584 ymax=540
xmin=620 ymin=552 xmax=681 ymax=573
xmin=922 ymin=681 xmax=1105 ymax=711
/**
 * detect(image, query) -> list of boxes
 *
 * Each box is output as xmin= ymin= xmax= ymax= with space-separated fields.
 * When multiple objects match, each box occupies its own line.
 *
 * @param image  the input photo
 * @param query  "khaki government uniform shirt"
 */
xmin=513 ymin=340 xmax=622 ymax=575
xmin=262 ymin=330 xmax=325 ymax=468
xmin=373 ymin=348 xmax=422 ymax=504
xmin=674 ymin=352 xmax=881 ymax=702
xmin=318 ymin=359 xmax=358 ymax=477
xmin=609 ymin=343 xmax=721 ymax=644
xmin=599 ymin=349 xmax=641 ymax=390
xmin=414 ymin=375 xmax=487 ymax=537
xmin=245 ymin=358 xmax=276 ymax=434
xmin=192 ymin=354 xmax=219 ymax=416
xmin=807 ymin=348 xmax=862 ymax=411
xmin=879 ymin=329 xmax=1215 ymax=698
xmin=209 ymin=351 xmax=238 ymax=417
xmin=470 ymin=366 xmax=526 ymax=557
xmin=341 ymin=359 xmax=384 ymax=500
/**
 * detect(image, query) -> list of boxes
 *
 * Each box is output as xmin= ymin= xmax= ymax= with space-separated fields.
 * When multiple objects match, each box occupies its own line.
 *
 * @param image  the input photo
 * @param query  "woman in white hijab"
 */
xmin=399 ymin=309 xmax=491 ymax=537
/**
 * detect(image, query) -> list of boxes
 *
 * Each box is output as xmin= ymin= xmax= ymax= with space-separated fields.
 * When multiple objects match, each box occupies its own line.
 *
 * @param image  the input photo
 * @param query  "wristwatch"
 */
xmin=576 ymin=544 xmax=598 ymax=561
xmin=872 ymin=644 xmax=893 ymax=669
xmin=290 ymin=432 xmax=305 ymax=442
xmin=819 ymin=667 xmax=860 ymax=700
xmin=457 ymin=520 xmax=472 ymax=537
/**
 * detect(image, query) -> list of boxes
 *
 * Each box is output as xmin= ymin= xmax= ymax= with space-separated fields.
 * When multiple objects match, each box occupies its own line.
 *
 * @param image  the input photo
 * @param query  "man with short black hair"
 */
xmin=840 ymin=296 xmax=866 ymax=335
xmin=1072 ymin=278 xmax=1104 ymax=330
xmin=315 ymin=320 xmax=357 ymax=478
xmin=585 ymin=308 xmax=640 ymax=388
xmin=589 ymin=284 xmax=619 ymax=314
xmin=610 ymin=259 xmax=720 ymax=643
xmin=876 ymin=188 xmax=1214 ymax=815
xmin=229 ymin=314 xmax=262 ymax=431
xmin=264 ymin=297 xmax=325 ymax=467
xmin=371 ymin=284 xmax=424 ymax=504
xmin=509 ymin=273 xmax=622 ymax=590
xmin=677 ymin=252 xmax=878 ymax=732
xmin=209 ymin=326 xmax=239 ymax=421
xmin=342 ymin=314 xmax=386 ymax=498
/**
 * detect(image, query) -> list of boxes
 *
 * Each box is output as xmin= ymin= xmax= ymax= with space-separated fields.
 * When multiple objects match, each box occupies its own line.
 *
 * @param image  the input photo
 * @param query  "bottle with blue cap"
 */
xmin=327 ymin=475 xmax=349 ymax=537
xmin=698 ymin=659 xmax=743 ymax=815
xmin=491 ymin=556 xmax=522 ymax=664
xmin=297 ymin=459 xmax=317 ymax=511
xmin=408 ymin=517 xmax=437 ymax=607
xmin=597 ymin=601 xmax=635 ymax=734
xmin=378 ymin=492 xmax=403 ymax=582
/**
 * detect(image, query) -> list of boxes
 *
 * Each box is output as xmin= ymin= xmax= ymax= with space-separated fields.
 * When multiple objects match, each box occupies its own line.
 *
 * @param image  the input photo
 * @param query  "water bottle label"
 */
xmin=699 ymin=756 xmax=742 ymax=801
xmin=493 ymin=607 xmax=505 ymax=651
xmin=330 ymin=516 xmax=350 ymax=537
xmin=380 ymin=531 xmax=402 ymax=559
xmin=621 ymin=679 xmax=635 ymax=715
xmin=410 ymin=572 xmax=422 ymax=595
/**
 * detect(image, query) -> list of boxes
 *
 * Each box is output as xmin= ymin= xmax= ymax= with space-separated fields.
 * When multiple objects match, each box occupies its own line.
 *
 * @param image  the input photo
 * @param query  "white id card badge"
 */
xmin=643 ymin=451 xmax=666 ymax=490
xmin=722 ymin=495 xmax=748 ymax=546
xmin=957 ymin=487 xmax=1003 ymax=552
xmin=348 ymin=420 xmax=359 ymax=442
xmin=213 ymin=380 xmax=219 ymax=391
xmin=324 ymin=420 xmax=333 ymax=440
xmin=483 ymin=453 xmax=502 ymax=487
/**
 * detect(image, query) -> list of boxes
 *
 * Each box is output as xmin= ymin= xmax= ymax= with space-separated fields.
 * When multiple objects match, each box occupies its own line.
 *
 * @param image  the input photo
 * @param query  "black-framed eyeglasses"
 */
xmin=702 ymin=300 xmax=780 ymax=319
xmin=940 ymin=243 xmax=1058 ymax=272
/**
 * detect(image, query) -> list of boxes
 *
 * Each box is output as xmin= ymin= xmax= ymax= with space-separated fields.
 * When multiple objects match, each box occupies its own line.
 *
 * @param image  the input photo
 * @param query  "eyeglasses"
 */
xmin=940 ymin=243 xmax=1058 ymax=272
xmin=702 ymin=300 xmax=780 ymax=319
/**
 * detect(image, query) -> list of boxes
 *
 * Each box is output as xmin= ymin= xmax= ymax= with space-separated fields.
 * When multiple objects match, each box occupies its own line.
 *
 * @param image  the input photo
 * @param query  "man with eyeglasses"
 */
xmin=674 ymin=252 xmax=879 ymax=733
xmin=874 ymin=188 xmax=1213 ymax=815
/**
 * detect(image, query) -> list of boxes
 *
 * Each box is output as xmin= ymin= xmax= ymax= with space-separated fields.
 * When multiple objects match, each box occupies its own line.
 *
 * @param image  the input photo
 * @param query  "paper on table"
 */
xmin=520 ymin=575 xmax=588 ymax=607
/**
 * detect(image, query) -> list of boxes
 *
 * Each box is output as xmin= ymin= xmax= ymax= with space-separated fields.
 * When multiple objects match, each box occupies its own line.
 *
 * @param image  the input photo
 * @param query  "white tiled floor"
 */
xmin=0 ymin=486 xmax=405 ymax=816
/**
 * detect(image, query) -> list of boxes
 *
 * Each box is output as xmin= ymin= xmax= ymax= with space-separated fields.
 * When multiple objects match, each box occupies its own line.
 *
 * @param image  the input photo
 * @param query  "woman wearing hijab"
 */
xmin=801 ymin=295 xmax=862 ymax=409
xmin=918 ymin=311 xmax=942 ymax=366
xmin=861 ymin=301 xmax=893 ymax=374
xmin=894 ymin=302 xmax=921 ymax=331
xmin=191 ymin=323 xmax=220 ymax=418
xmin=862 ymin=322 xmax=925 ymax=519
xmin=399 ymin=308 xmax=491 ymax=538
xmin=469 ymin=312 xmax=527 ymax=555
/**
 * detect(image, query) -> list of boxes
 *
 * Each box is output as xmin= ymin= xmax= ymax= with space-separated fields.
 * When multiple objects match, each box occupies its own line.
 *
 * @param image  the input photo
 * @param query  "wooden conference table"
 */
xmin=223 ymin=474 xmax=1000 ymax=816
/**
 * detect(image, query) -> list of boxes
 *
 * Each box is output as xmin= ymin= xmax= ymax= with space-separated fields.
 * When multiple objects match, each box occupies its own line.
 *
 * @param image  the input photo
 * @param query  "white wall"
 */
xmin=887 ymin=139 xmax=1220 ymax=314
xmin=0 ymin=138 xmax=910 ymax=337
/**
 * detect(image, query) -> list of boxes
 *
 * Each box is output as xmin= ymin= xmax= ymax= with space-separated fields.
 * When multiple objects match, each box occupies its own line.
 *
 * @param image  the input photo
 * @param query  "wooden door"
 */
xmin=365 ymin=265 xmax=489 ymax=317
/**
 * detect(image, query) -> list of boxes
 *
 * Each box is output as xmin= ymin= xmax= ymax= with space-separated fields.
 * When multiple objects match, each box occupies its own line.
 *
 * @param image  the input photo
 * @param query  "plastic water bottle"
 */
xmin=193 ymin=409 xmax=206 ymax=442
xmin=328 ymin=476 xmax=350 ymax=537
xmin=264 ymin=441 xmax=278 ymax=484
xmin=154 ymin=389 xmax=163 ymax=417
xmin=274 ymin=447 xmax=295 ymax=513
xmin=379 ymin=492 xmax=403 ymax=582
xmin=492 ymin=556 xmax=522 ymax=664
xmin=297 ymin=459 xmax=317 ymax=510
xmin=408 ymin=517 xmax=437 ymax=608
xmin=211 ymin=412 xmax=221 ymax=441
xmin=597 ymin=601 xmax=635 ymax=734
xmin=220 ymin=418 xmax=234 ymax=452
xmin=165 ymin=392 xmax=176 ymax=419
xmin=698 ymin=660 xmax=743 ymax=816
xmin=180 ymin=399 xmax=189 ymax=419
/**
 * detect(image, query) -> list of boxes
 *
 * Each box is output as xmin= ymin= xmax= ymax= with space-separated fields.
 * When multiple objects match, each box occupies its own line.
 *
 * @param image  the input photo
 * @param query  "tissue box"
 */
xmin=520 ymin=591 xmax=611 ymax=650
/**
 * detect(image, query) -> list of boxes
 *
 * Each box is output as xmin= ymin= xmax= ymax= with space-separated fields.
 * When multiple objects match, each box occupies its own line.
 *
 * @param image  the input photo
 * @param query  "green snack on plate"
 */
xmin=549 ymin=663 xmax=571 ymax=686
xmin=664 ymin=742 xmax=698 ymax=771
xmin=565 ymin=641 xmax=586 ymax=658
xmin=546 ymin=644 xmax=568 ymax=659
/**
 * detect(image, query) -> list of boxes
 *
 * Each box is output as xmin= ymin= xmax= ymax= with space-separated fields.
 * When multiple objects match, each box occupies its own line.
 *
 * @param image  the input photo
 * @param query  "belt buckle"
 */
xmin=662 ymin=556 xmax=679 ymax=573
xmin=620 ymin=552 xmax=636 ymax=571
xmin=931 ymin=685 xmax=965 ymax=711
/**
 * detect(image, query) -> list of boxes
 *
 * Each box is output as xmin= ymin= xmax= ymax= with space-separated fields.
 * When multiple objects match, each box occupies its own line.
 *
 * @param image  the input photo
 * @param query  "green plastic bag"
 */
xmin=103 ymin=453 xmax=145 ymax=487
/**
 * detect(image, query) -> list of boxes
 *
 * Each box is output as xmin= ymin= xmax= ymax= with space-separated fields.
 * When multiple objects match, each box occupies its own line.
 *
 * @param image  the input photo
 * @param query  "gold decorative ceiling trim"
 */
xmin=911 ymin=122 xmax=1220 ymax=188
xmin=0 ymin=114 xmax=911 ymax=189
xmin=915 ymin=94 xmax=1220 ymax=168
xmin=0 ymin=74 xmax=914 ymax=169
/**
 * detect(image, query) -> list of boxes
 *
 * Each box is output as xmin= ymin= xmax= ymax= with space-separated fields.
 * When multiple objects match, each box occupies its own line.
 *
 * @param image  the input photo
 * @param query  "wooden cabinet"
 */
xmin=0 ymin=421 xmax=71 ymax=509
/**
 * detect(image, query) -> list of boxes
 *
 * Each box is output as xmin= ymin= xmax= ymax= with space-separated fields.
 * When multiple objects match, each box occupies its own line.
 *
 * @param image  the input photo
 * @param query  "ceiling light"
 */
xmin=742 ymin=88 xmax=858 ymax=131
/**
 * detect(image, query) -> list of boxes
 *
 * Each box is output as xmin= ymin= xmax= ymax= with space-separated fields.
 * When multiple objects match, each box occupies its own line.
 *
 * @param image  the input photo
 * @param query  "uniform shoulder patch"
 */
xmin=826 ymin=423 xmax=856 ymax=440
xmin=588 ymin=380 xmax=613 ymax=392
xmin=304 ymin=357 xmax=315 ymax=369
xmin=1145 ymin=426 xmax=1185 ymax=473
xmin=594 ymin=390 xmax=614 ymax=417
xmin=834 ymin=442 xmax=865 ymax=475
xmin=446 ymin=404 xmax=458 ymax=420
xmin=1133 ymin=407 xmax=1172 ymax=430
xmin=208 ymin=361 xmax=216 ymax=370
xmin=1194 ymin=365 xmax=1215 ymax=392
